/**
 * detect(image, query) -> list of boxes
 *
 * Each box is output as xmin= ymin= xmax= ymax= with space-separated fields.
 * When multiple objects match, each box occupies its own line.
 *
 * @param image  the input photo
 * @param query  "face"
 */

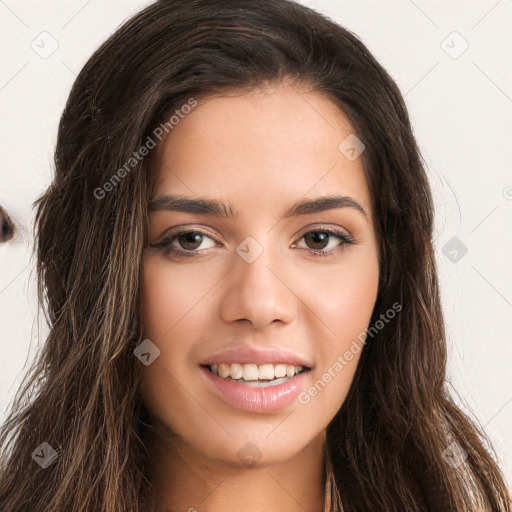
xmin=139 ymin=80 xmax=380 ymax=468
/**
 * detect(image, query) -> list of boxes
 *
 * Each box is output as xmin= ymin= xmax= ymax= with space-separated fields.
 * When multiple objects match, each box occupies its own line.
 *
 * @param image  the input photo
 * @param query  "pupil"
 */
xmin=180 ymin=232 xmax=202 ymax=250
xmin=305 ymin=232 xmax=328 ymax=250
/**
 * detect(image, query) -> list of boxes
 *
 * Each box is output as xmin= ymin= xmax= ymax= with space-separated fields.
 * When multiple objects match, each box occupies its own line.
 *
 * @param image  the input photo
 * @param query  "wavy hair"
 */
xmin=1 ymin=0 xmax=510 ymax=510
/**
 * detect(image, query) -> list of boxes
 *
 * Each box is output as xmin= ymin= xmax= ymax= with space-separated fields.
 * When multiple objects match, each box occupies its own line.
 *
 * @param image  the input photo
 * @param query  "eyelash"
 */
xmin=150 ymin=226 xmax=354 ymax=258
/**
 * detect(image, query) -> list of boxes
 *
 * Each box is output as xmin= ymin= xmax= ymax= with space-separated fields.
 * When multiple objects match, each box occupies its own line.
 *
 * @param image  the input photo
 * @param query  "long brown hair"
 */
xmin=1 ymin=0 xmax=510 ymax=510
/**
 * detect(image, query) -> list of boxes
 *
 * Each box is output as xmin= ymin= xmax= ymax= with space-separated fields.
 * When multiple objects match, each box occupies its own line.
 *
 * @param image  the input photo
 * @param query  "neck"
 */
xmin=146 ymin=428 xmax=327 ymax=512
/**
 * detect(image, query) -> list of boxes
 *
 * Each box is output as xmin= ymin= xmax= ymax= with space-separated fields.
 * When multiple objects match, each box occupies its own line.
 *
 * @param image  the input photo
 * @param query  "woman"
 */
xmin=0 ymin=0 xmax=510 ymax=510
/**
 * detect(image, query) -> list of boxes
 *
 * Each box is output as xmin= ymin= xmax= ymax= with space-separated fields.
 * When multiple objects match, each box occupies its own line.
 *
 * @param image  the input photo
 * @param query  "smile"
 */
xmin=200 ymin=364 xmax=311 ymax=412
xmin=205 ymin=362 xmax=307 ymax=387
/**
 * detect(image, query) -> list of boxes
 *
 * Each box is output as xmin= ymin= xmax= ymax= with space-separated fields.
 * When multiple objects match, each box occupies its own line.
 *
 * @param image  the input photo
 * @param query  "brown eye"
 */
xmin=0 ymin=206 xmax=15 ymax=243
xmin=303 ymin=231 xmax=330 ymax=250
xmin=150 ymin=228 xmax=219 ymax=257
xmin=177 ymin=232 xmax=204 ymax=251
xmin=294 ymin=228 xmax=353 ymax=256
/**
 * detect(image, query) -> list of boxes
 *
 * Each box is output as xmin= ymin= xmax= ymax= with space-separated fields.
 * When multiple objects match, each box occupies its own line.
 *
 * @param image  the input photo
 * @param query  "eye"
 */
xmin=150 ymin=227 xmax=218 ymax=257
xmin=292 ymin=228 xmax=354 ymax=257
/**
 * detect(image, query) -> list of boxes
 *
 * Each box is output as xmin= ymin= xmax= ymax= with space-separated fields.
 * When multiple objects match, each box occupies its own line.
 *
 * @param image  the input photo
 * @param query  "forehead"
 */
xmin=151 ymin=82 xmax=371 ymax=215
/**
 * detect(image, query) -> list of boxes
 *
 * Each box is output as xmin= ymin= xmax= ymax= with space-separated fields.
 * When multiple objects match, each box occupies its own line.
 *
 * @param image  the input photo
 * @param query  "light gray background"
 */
xmin=1 ymin=0 xmax=511 ymax=486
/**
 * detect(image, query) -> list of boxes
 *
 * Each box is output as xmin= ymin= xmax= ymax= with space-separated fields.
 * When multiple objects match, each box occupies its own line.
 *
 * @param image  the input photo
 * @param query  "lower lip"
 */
xmin=200 ymin=366 xmax=310 ymax=413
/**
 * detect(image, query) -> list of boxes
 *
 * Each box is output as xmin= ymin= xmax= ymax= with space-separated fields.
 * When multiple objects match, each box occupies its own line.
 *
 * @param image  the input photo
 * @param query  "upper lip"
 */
xmin=201 ymin=346 xmax=313 ymax=368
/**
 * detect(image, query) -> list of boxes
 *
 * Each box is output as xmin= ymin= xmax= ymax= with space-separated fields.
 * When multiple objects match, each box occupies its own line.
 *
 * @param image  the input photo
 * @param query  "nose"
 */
xmin=219 ymin=243 xmax=298 ymax=330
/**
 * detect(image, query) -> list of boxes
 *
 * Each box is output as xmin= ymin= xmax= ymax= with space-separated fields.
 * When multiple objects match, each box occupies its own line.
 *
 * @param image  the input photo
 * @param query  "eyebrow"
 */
xmin=148 ymin=194 xmax=368 ymax=220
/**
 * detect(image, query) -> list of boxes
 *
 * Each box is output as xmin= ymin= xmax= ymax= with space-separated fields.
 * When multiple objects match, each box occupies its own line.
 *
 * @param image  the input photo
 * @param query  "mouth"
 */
xmin=201 ymin=363 xmax=310 ymax=388
xmin=199 ymin=361 xmax=312 ymax=412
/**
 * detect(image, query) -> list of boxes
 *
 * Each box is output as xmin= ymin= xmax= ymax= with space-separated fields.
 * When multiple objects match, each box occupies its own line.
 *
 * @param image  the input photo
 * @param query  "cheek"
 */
xmin=296 ymin=249 xmax=379 ymax=410
xmin=138 ymin=256 xmax=204 ymax=378
xmin=138 ymin=256 xmax=203 ymax=429
xmin=300 ymin=247 xmax=379 ymax=344
xmin=332 ymin=256 xmax=379 ymax=340
xmin=139 ymin=253 xmax=217 ymax=341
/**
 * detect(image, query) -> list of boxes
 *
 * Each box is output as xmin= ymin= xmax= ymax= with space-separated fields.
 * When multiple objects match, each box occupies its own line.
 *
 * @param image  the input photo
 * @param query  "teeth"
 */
xmin=208 ymin=363 xmax=306 ymax=381
xmin=274 ymin=364 xmax=287 ymax=378
xmin=218 ymin=363 xmax=230 ymax=378
xmin=242 ymin=364 xmax=258 ymax=381
xmin=231 ymin=363 xmax=243 ymax=380
xmin=258 ymin=364 xmax=274 ymax=380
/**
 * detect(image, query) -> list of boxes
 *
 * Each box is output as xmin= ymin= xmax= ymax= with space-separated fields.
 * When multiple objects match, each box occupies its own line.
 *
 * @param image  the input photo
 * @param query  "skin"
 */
xmin=139 ymin=80 xmax=380 ymax=512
